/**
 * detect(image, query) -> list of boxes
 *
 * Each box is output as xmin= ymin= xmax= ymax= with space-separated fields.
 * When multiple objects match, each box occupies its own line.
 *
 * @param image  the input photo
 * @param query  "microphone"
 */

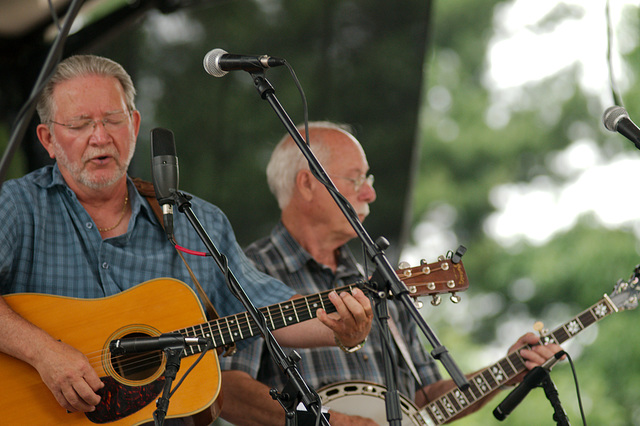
xmin=109 ymin=333 xmax=208 ymax=355
xmin=151 ymin=128 xmax=179 ymax=237
xmin=602 ymin=105 xmax=640 ymax=150
xmin=493 ymin=351 xmax=566 ymax=421
xmin=203 ymin=48 xmax=285 ymax=77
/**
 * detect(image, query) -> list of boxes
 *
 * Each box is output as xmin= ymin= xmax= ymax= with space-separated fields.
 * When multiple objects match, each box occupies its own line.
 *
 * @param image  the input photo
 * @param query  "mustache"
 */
xmin=82 ymin=146 xmax=120 ymax=163
xmin=356 ymin=204 xmax=370 ymax=218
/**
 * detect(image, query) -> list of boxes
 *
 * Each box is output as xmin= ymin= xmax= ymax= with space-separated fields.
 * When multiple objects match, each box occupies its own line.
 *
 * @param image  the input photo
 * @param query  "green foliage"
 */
xmin=410 ymin=1 xmax=640 ymax=424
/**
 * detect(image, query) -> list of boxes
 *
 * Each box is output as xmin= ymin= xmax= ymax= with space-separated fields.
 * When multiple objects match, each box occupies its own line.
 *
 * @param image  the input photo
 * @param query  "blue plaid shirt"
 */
xmin=219 ymin=221 xmax=442 ymax=401
xmin=0 ymin=165 xmax=294 ymax=320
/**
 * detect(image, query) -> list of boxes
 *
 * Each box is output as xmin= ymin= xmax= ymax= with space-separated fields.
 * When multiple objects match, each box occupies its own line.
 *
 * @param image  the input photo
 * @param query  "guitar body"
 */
xmin=1 ymin=278 xmax=221 ymax=426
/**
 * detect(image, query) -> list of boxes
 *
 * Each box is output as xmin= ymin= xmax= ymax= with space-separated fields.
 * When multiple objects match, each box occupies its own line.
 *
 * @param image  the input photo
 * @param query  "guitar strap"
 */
xmin=132 ymin=178 xmax=236 ymax=356
xmin=387 ymin=317 xmax=426 ymax=392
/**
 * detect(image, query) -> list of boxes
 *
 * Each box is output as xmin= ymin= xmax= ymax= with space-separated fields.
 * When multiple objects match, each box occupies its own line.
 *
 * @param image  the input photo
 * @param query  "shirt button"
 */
xmin=102 ymin=262 xmax=109 ymax=269
xmin=362 ymin=354 xmax=369 ymax=361
xmin=86 ymin=222 xmax=93 ymax=229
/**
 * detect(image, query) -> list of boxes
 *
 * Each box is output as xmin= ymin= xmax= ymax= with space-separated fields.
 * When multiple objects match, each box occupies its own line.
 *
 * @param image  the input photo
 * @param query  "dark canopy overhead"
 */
xmin=0 ymin=0 xmax=433 ymax=262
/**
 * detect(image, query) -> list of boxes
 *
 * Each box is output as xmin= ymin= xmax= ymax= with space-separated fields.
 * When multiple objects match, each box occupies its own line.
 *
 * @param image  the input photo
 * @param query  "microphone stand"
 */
xmin=153 ymin=344 xmax=187 ymax=426
xmin=172 ymin=191 xmax=329 ymax=426
xmin=247 ymin=69 xmax=470 ymax=424
xmin=0 ymin=0 xmax=85 ymax=188
xmin=540 ymin=372 xmax=570 ymax=426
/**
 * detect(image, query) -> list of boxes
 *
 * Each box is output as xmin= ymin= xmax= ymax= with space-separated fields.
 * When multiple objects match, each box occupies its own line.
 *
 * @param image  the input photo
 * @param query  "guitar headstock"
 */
xmin=608 ymin=265 xmax=640 ymax=311
xmin=396 ymin=245 xmax=469 ymax=307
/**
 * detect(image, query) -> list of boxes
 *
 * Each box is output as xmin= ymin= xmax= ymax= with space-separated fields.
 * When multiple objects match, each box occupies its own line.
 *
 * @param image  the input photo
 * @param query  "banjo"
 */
xmin=319 ymin=266 xmax=640 ymax=425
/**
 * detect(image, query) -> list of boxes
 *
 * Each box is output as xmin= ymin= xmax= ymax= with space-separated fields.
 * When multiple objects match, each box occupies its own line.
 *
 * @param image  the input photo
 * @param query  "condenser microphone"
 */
xmin=150 ymin=127 xmax=179 ymax=237
xmin=603 ymin=105 xmax=640 ymax=150
xmin=109 ymin=333 xmax=208 ymax=355
xmin=203 ymin=48 xmax=286 ymax=77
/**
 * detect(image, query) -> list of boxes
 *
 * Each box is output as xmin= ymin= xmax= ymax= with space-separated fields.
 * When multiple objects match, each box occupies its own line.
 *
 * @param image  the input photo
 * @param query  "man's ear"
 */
xmin=296 ymin=169 xmax=316 ymax=201
xmin=36 ymin=124 xmax=56 ymax=159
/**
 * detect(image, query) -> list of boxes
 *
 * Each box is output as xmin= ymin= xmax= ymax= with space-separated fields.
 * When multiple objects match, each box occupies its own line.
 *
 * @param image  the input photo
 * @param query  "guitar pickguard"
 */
xmin=86 ymin=376 xmax=165 ymax=424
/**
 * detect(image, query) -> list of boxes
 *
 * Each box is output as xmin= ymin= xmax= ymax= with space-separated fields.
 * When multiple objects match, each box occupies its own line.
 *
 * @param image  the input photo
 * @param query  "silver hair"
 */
xmin=36 ymin=55 xmax=137 ymax=124
xmin=266 ymin=121 xmax=354 ymax=209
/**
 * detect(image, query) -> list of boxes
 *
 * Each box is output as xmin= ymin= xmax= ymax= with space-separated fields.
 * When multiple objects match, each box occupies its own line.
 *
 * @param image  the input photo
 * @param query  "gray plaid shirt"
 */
xmin=219 ymin=221 xmax=442 ymax=401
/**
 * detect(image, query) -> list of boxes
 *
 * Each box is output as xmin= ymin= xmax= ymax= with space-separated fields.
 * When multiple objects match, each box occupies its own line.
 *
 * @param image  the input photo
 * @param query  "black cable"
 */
xmin=563 ymin=351 xmax=587 ymax=425
xmin=168 ymin=338 xmax=214 ymax=398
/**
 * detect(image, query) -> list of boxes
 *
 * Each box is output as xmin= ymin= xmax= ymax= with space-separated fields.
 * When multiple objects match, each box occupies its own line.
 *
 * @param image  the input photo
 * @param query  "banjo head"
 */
xmin=317 ymin=381 xmax=432 ymax=426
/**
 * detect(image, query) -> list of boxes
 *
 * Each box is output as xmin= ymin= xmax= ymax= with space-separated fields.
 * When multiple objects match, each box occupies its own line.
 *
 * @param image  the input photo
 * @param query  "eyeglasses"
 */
xmin=332 ymin=174 xmax=374 ymax=191
xmin=48 ymin=111 xmax=131 ymax=134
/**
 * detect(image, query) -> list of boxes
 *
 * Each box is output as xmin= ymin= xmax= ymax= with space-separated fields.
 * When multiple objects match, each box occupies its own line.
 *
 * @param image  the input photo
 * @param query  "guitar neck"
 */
xmin=172 ymin=282 xmax=360 ymax=357
xmin=422 ymin=294 xmax=618 ymax=425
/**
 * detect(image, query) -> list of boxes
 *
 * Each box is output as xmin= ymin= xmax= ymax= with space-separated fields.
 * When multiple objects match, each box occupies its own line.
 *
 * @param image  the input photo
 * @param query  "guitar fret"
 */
xmin=490 ymin=362 xmax=508 ymax=385
xmin=439 ymin=395 xmax=457 ymax=417
xmin=426 ymin=402 xmax=446 ymax=424
xmin=291 ymin=301 xmax=300 ymax=323
xmin=216 ymin=320 xmax=225 ymax=345
xmin=472 ymin=374 xmax=490 ymax=396
xmin=198 ymin=323 xmax=209 ymax=351
xmin=221 ymin=318 xmax=231 ymax=343
xmin=434 ymin=400 xmax=450 ymax=422
xmin=318 ymin=293 xmax=327 ymax=312
xmin=502 ymin=355 xmax=517 ymax=376
xmin=245 ymin=312 xmax=253 ymax=337
xmin=206 ymin=322 xmax=217 ymax=347
xmin=579 ymin=309 xmax=598 ymax=327
xmin=507 ymin=351 xmax=523 ymax=372
xmin=266 ymin=305 xmax=276 ymax=330
xmin=304 ymin=296 xmax=313 ymax=318
xmin=466 ymin=377 xmax=482 ymax=400
xmin=278 ymin=302 xmax=287 ymax=326
xmin=444 ymin=392 xmax=461 ymax=412
xmin=481 ymin=369 xmax=497 ymax=389
xmin=228 ymin=316 xmax=241 ymax=341
xmin=185 ymin=326 xmax=197 ymax=355
xmin=452 ymin=387 xmax=470 ymax=410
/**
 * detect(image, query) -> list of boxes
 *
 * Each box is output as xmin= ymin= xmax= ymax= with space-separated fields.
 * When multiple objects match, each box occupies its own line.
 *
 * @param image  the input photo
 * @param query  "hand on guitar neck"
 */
xmin=411 ymin=332 xmax=563 ymax=421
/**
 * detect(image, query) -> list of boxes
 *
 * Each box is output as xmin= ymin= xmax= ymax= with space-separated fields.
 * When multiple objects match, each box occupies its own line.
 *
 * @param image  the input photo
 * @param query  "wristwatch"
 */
xmin=334 ymin=334 xmax=366 ymax=353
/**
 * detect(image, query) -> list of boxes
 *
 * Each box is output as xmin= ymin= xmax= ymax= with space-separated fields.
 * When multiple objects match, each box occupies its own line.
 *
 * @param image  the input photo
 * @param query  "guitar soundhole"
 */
xmin=108 ymin=332 xmax=164 ymax=384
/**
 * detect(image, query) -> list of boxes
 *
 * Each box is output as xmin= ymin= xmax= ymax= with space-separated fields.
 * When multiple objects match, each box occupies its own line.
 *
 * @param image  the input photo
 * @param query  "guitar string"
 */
xmin=88 ymin=286 xmax=453 ymax=379
xmin=83 ymin=264 xmax=458 ymax=375
xmin=83 ymin=277 xmax=458 ymax=374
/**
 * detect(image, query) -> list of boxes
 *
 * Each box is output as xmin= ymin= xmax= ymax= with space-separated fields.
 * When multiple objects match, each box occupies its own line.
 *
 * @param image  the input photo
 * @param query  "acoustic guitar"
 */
xmin=1 ymin=253 xmax=468 ymax=425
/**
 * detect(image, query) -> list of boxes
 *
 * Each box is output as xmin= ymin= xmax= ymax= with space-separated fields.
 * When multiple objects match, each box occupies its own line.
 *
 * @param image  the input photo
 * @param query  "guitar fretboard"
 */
xmin=422 ymin=295 xmax=617 ymax=425
xmin=173 ymin=282 xmax=359 ymax=357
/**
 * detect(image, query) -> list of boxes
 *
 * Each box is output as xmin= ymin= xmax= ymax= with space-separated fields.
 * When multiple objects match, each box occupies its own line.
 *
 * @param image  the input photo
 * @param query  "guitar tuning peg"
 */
xmin=533 ymin=321 xmax=548 ymax=337
xmin=431 ymin=295 xmax=442 ymax=306
xmin=414 ymin=299 xmax=424 ymax=309
xmin=450 ymin=293 xmax=461 ymax=303
xmin=397 ymin=261 xmax=412 ymax=278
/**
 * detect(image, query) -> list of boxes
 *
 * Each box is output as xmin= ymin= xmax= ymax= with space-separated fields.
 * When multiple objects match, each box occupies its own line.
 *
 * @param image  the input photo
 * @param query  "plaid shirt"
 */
xmin=219 ymin=221 xmax=442 ymax=401
xmin=0 ymin=165 xmax=294 ymax=320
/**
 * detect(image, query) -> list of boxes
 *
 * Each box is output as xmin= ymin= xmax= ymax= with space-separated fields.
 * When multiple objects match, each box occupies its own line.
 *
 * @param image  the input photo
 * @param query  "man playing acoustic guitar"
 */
xmin=0 ymin=56 xmax=372 ymax=425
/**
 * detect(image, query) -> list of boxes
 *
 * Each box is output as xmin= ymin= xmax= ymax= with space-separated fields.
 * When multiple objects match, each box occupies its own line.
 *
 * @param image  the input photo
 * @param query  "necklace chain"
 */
xmin=98 ymin=190 xmax=129 ymax=232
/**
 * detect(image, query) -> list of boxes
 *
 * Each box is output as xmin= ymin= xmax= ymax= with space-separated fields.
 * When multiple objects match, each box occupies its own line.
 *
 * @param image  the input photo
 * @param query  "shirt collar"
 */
xmin=37 ymin=164 xmax=156 ymax=226
xmin=269 ymin=221 xmax=364 ymax=280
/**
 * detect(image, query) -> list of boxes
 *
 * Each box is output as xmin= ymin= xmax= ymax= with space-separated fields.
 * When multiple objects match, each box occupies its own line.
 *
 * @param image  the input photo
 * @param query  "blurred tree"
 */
xmin=408 ymin=0 xmax=640 ymax=424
